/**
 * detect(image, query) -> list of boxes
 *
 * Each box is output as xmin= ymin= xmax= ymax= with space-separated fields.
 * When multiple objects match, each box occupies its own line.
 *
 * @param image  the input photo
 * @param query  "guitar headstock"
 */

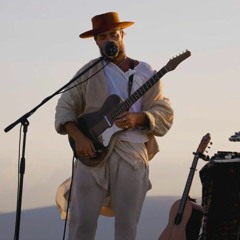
xmin=195 ymin=133 xmax=212 ymax=160
xmin=165 ymin=50 xmax=191 ymax=72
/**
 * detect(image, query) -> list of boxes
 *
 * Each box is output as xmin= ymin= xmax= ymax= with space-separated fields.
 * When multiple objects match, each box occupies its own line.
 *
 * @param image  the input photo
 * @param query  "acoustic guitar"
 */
xmin=159 ymin=133 xmax=211 ymax=240
xmin=69 ymin=50 xmax=191 ymax=166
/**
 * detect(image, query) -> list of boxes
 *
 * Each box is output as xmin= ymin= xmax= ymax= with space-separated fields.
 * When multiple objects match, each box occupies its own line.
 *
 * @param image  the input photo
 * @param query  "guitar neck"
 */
xmin=174 ymin=133 xmax=211 ymax=225
xmin=110 ymin=66 xmax=168 ymax=120
xmin=106 ymin=50 xmax=191 ymax=122
xmin=175 ymin=155 xmax=199 ymax=224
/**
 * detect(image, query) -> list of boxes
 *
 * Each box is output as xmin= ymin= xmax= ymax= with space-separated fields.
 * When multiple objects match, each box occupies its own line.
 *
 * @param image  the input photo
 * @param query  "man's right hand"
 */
xmin=63 ymin=121 xmax=96 ymax=158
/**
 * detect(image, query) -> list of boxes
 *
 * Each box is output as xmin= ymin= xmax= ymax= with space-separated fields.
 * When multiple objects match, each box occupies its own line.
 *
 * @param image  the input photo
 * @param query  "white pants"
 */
xmin=68 ymin=149 xmax=150 ymax=240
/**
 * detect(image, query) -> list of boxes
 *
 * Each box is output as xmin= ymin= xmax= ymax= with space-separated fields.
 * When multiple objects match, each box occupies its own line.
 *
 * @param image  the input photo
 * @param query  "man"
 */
xmin=55 ymin=12 xmax=174 ymax=240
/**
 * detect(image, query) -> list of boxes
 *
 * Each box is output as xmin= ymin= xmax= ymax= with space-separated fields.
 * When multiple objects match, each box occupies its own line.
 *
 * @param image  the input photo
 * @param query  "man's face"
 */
xmin=95 ymin=29 xmax=125 ymax=57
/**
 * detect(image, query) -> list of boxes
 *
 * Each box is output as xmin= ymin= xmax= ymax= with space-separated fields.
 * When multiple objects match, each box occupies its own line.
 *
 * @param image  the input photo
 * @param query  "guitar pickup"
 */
xmin=104 ymin=115 xmax=112 ymax=127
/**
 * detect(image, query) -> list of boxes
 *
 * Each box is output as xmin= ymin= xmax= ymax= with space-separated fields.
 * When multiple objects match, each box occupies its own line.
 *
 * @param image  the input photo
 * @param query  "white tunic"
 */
xmin=104 ymin=61 xmax=155 ymax=143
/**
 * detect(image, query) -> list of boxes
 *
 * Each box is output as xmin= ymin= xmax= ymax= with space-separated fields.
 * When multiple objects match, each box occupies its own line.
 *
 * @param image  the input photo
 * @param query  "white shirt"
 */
xmin=104 ymin=61 xmax=155 ymax=143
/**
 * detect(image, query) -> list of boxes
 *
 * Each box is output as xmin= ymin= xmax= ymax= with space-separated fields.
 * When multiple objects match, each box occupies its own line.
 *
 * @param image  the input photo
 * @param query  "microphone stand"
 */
xmin=4 ymin=56 xmax=105 ymax=240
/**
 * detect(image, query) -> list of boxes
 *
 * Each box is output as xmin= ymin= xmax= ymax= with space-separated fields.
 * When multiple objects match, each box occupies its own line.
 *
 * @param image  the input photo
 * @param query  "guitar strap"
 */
xmin=128 ymin=58 xmax=135 ymax=97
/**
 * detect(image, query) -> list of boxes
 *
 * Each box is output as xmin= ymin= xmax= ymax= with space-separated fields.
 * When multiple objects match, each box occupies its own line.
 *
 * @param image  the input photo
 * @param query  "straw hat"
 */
xmin=55 ymin=177 xmax=114 ymax=219
xmin=79 ymin=12 xmax=134 ymax=38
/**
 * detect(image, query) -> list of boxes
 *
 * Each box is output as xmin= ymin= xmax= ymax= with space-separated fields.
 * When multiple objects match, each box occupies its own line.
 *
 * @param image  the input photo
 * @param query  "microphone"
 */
xmin=103 ymin=41 xmax=119 ymax=58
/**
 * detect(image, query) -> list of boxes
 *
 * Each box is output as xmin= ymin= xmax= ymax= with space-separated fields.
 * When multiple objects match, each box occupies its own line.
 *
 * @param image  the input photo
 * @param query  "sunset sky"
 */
xmin=1 ymin=0 xmax=240 ymax=214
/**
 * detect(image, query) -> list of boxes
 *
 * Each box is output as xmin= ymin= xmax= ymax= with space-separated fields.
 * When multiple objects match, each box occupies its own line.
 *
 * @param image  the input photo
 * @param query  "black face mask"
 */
xmin=102 ymin=41 xmax=119 ymax=59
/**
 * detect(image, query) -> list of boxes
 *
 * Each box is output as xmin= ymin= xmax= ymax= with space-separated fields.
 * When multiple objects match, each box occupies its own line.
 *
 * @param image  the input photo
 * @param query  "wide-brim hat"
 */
xmin=79 ymin=12 xmax=134 ymax=38
xmin=55 ymin=177 xmax=114 ymax=219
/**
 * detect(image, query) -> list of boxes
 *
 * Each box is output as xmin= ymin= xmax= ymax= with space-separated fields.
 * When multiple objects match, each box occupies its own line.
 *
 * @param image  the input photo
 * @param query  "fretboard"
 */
xmin=174 ymin=154 xmax=199 ymax=225
xmin=109 ymin=66 xmax=168 ymax=121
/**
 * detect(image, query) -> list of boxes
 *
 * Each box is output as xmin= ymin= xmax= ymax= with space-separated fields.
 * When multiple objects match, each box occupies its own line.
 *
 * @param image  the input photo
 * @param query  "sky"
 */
xmin=1 ymin=0 xmax=240 ymax=215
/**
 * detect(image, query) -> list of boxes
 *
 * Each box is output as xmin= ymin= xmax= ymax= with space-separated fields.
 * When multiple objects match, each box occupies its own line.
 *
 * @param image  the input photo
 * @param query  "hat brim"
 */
xmin=79 ymin=21 xmax=134 ymax=38
xmin=55 ymin=177 xmax=114 ymax=219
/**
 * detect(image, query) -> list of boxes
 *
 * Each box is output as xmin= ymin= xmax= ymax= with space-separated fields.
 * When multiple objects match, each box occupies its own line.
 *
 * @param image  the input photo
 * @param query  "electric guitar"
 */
xmin=158 ymin=133 xmax=211 ymax=240
xmin=69 ymin=50 xmax=191 ymax=166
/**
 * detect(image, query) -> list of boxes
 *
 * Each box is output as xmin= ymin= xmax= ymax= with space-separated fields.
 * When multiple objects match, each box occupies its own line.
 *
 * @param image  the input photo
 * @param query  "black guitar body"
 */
xmin=69 ymin=94 xmax=122 ymax=166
